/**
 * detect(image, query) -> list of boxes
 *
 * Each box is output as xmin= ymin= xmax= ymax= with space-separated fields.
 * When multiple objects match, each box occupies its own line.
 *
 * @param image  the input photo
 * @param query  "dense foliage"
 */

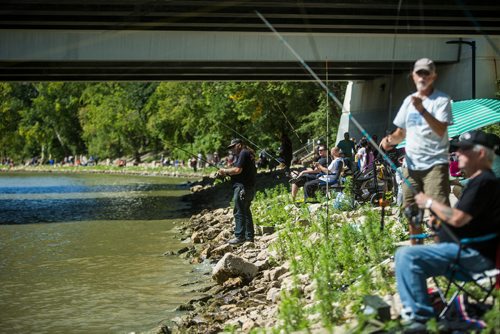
xmin=251 ymin=185 xmax=500 ymax=332
xmin=0 ymin=82 xmax=346 ymax=163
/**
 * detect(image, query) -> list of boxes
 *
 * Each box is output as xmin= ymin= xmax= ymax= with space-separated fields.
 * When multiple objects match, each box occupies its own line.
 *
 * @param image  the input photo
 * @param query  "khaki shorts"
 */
xmin=402 ymin=164 xmax=450 ymax=207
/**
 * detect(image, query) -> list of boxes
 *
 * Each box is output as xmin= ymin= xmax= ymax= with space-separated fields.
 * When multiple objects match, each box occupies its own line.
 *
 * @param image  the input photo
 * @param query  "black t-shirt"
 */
xmin=317 ymin=156 xmax=331 ymax=168
xmin=438 ymin=169 xmax=500 ymax=262
xmin=232 ymin=149 xmax=256 ymax=188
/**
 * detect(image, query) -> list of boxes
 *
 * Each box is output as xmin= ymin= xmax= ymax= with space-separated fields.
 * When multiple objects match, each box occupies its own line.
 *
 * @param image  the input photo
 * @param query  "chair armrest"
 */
xmin=460 ymin=233 xmax=497 ymax=245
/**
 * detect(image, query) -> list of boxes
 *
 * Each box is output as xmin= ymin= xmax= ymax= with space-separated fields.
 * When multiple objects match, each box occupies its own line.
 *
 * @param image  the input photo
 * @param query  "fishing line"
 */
xmin=218 ymin=121 xmax=283 ymax=165
xmin=387 ymin=0 xmax=404 ymax=127
xmin=325 ymin=58 xmax=330 ymax=238
xmin=255 ymin=10 xmax=418 ymax=196
xmin=455 ymin=0 xmax=500 ymax=57
xmin=270 ymin=95 xmax=303 ymax=144
xmin=168 ymin=143 xmax=213 ymax=166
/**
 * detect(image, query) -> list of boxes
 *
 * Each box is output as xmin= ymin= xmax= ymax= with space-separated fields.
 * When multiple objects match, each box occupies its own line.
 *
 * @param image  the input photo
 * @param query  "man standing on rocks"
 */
xmin=217 ymin=138 xmax=257 ymax=245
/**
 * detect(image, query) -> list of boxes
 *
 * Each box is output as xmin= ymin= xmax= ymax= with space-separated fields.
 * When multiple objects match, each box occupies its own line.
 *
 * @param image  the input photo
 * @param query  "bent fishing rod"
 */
xmin=256 ymin=11 xmax=417 ymax=197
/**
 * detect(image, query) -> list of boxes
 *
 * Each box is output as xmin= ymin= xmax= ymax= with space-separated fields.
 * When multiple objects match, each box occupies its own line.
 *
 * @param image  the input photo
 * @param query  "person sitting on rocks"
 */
xmin=303 ymin=147 xmax=344 ymax=201
xmin=289 ymin=144 xmax=330 ymax=201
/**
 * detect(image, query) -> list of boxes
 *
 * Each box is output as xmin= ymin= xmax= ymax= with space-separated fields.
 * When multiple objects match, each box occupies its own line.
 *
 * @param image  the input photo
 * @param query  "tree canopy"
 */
xmin=0 ymin=81 xmax=346 ymax=163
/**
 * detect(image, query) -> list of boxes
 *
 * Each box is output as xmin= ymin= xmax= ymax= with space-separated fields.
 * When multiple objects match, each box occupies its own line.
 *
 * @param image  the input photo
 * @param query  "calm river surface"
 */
xmin=0 ymin=172 xmax=208 ymax=334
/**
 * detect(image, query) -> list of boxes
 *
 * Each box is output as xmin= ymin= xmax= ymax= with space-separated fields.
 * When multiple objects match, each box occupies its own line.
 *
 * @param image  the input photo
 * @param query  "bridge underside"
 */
xmin=0 ymin=60 xmax=421 ymax=82
xmin=1 ymin=0 xmax=498 ymax=82
xmin=2 ymin=0 xmax=499 ymax=34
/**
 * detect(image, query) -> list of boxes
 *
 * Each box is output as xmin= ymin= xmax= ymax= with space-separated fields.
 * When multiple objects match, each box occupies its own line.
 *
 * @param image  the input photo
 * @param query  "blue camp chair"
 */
xmin=432 ymin=233 xmax=499 ymax=322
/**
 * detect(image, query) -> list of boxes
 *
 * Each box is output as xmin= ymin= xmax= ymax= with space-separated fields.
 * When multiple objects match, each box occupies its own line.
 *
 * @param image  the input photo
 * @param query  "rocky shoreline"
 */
xmin=163 ymin=199 xmax=287 ymax=333
xmin=152 ymin=171 xmax=409 ymax=334
xmin=168 ymin=208 xmax=284 ymax=333
xmin=148 ymin=171 xmax=294 ymax=333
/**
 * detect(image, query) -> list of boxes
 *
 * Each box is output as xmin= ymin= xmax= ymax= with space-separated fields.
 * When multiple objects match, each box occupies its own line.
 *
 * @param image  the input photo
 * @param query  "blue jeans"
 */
xmin=233 ymin=184 xmax=255 ymax=240
xmin=395 ymin=243 xmax=494 ymax=321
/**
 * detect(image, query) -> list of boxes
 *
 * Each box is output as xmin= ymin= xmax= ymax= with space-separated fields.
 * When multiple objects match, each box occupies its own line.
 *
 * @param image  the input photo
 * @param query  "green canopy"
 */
xmin=397 ymin=98 xmax=500 ymax=148
xmin=448 ymin=98 xmax=500 ymax=138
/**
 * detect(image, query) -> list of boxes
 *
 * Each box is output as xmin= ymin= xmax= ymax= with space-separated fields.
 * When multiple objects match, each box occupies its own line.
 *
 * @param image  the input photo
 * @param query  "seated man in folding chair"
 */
xmin=395 ymin=130 xmax=500 ymax=328
xmin=303 ymin=146 xmax=344 ymax=201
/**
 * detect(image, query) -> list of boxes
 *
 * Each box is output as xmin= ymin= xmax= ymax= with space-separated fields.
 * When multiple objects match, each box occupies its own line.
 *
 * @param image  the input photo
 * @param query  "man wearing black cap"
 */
xmin=381 ymin=58 xmax=453 ymax=244
xmin=394 ymin=130 xmax=500 ymax=328
xmin=218 ymin=138 xmax=257 ymax=244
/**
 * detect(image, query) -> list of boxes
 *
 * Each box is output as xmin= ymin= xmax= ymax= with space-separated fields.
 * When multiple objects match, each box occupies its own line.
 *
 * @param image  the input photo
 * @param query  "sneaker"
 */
xmin=228 ymin=237 xmax=245 ymax=245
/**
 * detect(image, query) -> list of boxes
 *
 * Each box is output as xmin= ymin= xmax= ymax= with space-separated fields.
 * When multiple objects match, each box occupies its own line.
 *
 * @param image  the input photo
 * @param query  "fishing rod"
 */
xmin=218 ymin=121 xmax=284 ymax=166
xmin=167 ymin=143 xmax=214 ymax=167
xmin=255 ymin=11 xmax=418 ymax=197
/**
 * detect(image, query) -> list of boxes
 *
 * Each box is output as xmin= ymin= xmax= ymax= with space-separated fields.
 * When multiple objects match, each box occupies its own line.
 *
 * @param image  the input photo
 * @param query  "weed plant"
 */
xmin=253 ymin=184 xmax=294 ymax=227
xmin=252 ymin=185 xmax=406 ymax=332
xmin=483 ymin=290 xmax=500 ymax=332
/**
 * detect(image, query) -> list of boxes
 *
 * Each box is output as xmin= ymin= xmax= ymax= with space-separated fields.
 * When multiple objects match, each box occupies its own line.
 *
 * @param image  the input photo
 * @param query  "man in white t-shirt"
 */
xmin=381 ymin=58 xmax=453 ymax=243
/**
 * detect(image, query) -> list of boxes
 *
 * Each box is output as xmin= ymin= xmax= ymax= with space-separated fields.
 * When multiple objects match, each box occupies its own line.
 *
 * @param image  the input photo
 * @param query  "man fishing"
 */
xmin=381 ymin=58 xmax=453 ymax=244
xmin=217 ymin=138 xmax=257 ymax=244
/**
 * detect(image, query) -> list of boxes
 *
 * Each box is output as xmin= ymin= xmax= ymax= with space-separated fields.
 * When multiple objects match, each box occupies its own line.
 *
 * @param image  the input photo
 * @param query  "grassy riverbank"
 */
xmin=173 ymin=181 xmax=500 ymax=333
xmin=0 ymin=164 xmax=213 ymax=178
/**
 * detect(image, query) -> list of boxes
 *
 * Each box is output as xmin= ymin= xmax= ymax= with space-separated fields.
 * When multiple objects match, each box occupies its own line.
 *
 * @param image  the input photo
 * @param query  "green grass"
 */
xmin=0 ymin=163 xmax=217 ymax=176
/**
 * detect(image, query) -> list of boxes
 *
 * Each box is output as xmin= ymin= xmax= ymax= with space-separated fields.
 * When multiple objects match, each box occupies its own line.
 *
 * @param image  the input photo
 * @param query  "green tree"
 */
xmin=25 ymin=82 xmax=85 ymax=161
xmin=0 ymin=83 xmax=36 ymax=161
xmin=146 ymin=82 xmax=207 ymax=159
xmin=0 ymin=82 xmax=83 ymax=162
xmin=80 ymin=82 xmax=157 ymax=160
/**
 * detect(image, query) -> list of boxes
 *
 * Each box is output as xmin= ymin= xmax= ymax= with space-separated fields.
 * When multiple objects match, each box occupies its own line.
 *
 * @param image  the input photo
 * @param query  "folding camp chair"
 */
xmin=432 ymin=233 xmax=500 ymax=323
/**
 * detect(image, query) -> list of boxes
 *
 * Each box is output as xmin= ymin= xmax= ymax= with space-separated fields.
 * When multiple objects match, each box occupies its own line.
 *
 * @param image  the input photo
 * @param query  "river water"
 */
xmin=0 ymin=172 xmax=208 ymax=334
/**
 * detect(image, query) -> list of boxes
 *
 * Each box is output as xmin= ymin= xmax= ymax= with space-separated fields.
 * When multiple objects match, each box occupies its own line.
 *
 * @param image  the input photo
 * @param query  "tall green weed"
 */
xmin=253 ymin=185 xmax=405 ymax=331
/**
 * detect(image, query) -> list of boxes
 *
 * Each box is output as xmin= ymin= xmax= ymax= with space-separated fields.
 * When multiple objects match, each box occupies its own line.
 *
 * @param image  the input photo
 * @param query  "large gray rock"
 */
xmin=212 ymin=253 xmax=258 ymax=284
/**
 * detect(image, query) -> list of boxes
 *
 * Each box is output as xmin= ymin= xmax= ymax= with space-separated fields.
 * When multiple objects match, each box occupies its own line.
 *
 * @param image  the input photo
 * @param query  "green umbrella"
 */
xmin=448 ymin=98 xmax=500 ymax=138
xmin=397 ymin=98 xmax=500 ymax=147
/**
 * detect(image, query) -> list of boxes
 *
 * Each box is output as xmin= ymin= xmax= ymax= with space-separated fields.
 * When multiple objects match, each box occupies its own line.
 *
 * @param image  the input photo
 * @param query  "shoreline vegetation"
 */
xmin=0 ymin=164 xmax=213 ymax=179
xmin=163 ymin=177 xmax=408 ymax=334
xmin=164 ymin=170 xmax=500 ymax=333
xmin=4 ymin=166 xmax=498 ymax=333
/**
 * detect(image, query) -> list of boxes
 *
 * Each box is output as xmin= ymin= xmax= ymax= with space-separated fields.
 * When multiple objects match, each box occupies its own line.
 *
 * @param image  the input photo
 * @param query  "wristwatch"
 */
xmin=425 ymin=198 xmax=433 ymax=209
